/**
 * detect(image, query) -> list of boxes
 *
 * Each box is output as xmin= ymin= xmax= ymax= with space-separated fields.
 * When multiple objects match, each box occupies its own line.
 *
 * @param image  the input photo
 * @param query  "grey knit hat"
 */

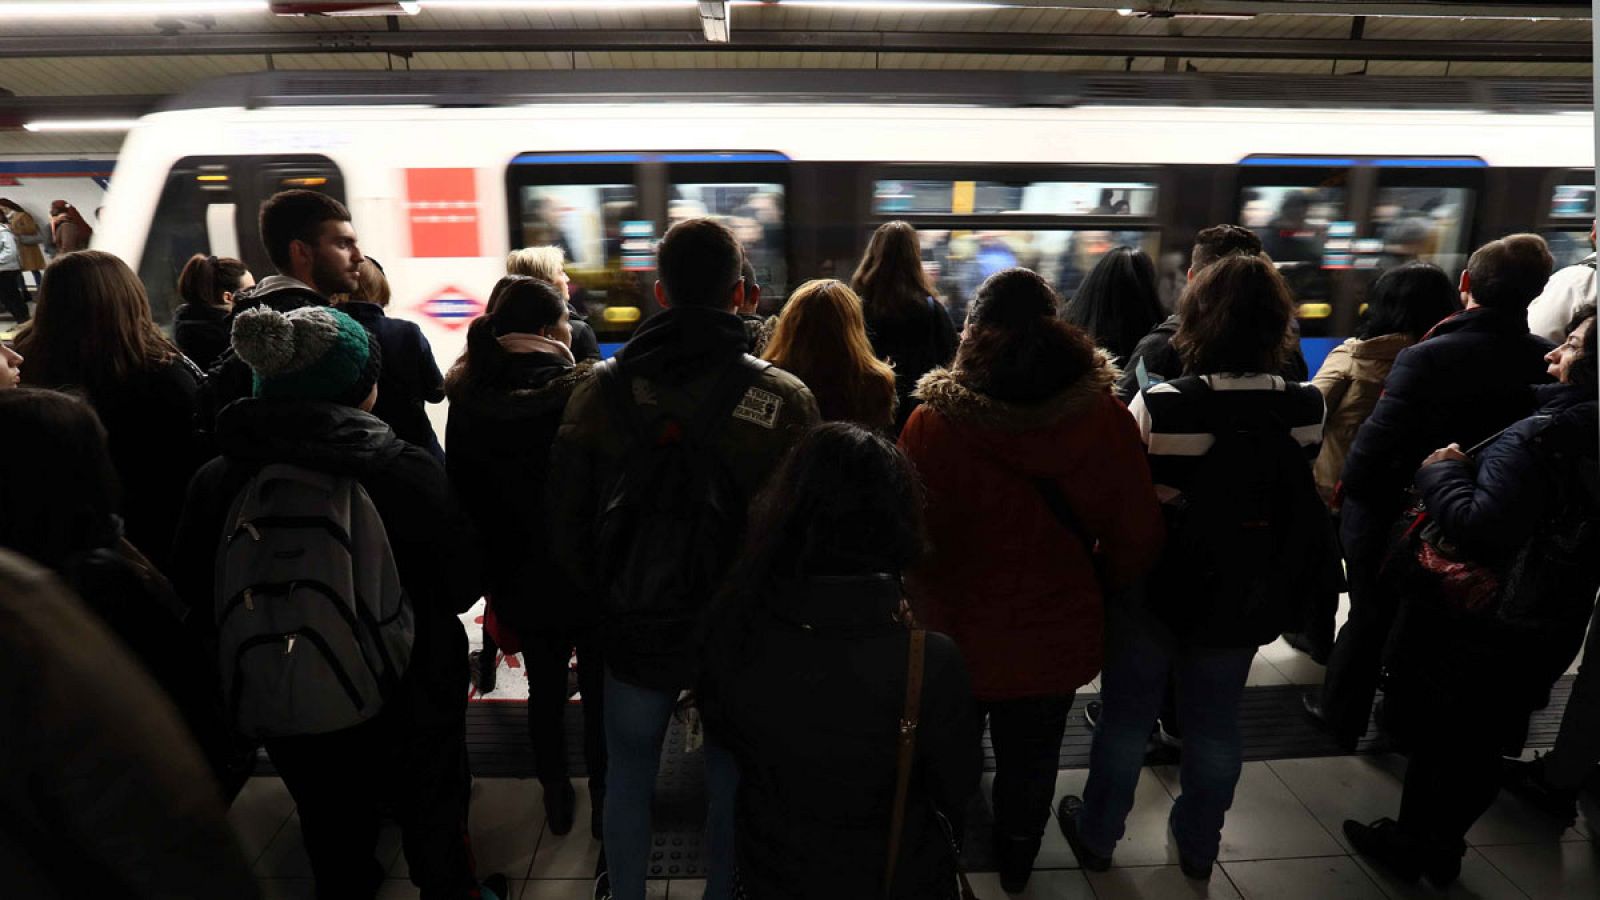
xmin=231 ymin=305 xmax=381 ymax=406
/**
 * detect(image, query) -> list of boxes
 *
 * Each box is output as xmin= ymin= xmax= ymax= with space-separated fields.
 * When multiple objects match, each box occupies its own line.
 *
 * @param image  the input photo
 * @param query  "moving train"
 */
xmin=89 ymin=71 xmax=1596 ymax=403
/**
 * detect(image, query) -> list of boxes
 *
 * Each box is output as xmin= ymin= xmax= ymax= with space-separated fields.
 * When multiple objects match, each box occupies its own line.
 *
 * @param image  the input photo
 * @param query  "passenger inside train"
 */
xmin=1 ymin=179 xmax=1596 ymax=900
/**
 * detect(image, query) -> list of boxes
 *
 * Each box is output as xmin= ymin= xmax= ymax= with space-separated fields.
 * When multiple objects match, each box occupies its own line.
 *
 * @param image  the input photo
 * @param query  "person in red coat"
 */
xmin=898 ymin=267 xmax=1164 ymax=892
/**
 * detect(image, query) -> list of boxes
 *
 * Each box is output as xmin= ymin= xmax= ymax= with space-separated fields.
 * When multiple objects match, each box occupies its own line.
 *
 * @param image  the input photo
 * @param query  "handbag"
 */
xmin=885 ymin=627 xmax=979 ymax=900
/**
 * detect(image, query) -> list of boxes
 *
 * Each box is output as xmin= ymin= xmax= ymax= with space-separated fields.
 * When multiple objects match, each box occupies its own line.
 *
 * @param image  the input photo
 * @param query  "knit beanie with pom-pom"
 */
xmin=230 ymin=305 xmax=381 ymax=406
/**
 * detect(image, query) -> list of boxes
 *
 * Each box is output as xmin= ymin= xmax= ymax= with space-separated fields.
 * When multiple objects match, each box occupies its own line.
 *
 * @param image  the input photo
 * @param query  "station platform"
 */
xmin=235 ymin=600 xmax=1596 ymax=900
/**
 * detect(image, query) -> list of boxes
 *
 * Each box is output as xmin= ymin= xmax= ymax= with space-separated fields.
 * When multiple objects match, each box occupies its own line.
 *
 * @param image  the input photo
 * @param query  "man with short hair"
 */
xmin=1114 ymin=224 xmax=1308 ymax=403
xmin=198 ymin=189 xmax=365 ymax=429
xmin=549 ymin=218 xmax=819 ymax=900
xmin=1310 ymin=233 xmax=1558 ymax=749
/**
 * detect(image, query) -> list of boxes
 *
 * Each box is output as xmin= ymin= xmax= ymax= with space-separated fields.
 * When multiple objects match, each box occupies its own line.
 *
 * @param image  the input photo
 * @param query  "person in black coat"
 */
xmin=445 ymin=278 xmax=605 ymax=839
xmin=335 ymin=259 xmax=446 ymax=460
xmin=699 ymin=423 xmax=981 ymax=900
xmin=1343 ymin=311 xmax=1599 ymax=888
xmin=171 ymin=304 xmax=500 ymax=900
xmin=850 ymin=221 xmax=959 ymax=434
xmin=1310 ymin=234 xmax=1558 ymax=749
xmin=173 ymin=253 xmax=254 ymax=371
xmin=12 ymin=251 xmax=209 ymax=572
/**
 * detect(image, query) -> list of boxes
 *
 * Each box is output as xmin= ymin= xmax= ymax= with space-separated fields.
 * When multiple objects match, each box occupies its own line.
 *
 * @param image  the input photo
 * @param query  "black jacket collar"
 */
xmin=215 ymin=398 xmax=403 ymax=475
xmin=763 ymin=574 xmax=904 ymax=636
xmin=1423 ymin=305 xmax=1530 ymax=341
xmin=614 ymin=307 xmax=748 ymax=384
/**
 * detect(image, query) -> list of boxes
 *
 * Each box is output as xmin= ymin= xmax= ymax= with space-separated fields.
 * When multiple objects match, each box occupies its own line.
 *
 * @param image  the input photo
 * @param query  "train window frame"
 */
xmin=665 ymin=159 xmax=792 ymax=309
xmin=867 ymin=163 xmax=1168 ymax=231
xmin=1540 ymin=168 xmax=1596 ymax=224
xmin=137 ymin=153 xmax=346 ymax=327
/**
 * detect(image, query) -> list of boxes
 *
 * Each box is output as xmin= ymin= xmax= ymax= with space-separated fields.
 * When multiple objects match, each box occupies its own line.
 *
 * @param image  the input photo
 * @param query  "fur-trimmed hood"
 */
xmin=446 ymin=355 xmax=596 ymax=421
xmin=912 ymin=349 xmax=1119 ymax=431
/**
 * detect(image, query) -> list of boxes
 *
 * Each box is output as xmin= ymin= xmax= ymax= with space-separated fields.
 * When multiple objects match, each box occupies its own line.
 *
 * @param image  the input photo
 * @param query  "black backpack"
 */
xmin=594 ymin=355 xmax=769 ymax=690
xmin=1148 ymin=378 xmax=1336 ymax=647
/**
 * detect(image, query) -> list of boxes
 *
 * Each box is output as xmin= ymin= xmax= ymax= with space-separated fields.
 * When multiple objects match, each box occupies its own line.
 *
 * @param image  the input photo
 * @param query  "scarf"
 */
xmin=497 ymin=332 xmax=575 ymax=363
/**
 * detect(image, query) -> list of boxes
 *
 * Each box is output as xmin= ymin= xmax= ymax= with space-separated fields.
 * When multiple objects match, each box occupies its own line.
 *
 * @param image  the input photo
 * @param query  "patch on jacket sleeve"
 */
xmin=732 ymin=386 xmax=783 ymax=429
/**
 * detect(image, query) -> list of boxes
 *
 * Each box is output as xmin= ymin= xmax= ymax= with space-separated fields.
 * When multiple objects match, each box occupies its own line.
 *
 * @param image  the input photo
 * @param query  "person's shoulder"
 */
xmin=753 ymin=358 xmax=810 ymax=398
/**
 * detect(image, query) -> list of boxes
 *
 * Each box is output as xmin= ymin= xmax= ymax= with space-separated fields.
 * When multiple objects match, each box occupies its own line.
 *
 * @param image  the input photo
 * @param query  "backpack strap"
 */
xmin=598 ymin=358 xmax=649 ymax=451
xmin=884 ymin=626 xmax=926 ymax=899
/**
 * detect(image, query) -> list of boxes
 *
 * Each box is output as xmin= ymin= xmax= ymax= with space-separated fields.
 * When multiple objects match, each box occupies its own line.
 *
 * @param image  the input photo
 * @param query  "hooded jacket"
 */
xmin=339 ymin=301 xmax=446 ymax=459
xmin=0 ymin=549 xmax=259 ymax=900
xmin=548 ymin=306 xmax=820 ymax=690
xmin=898 ymin=352 xmax=1164 ymax=699
xmin=1310 ymin=332 xmax=1411 ymax=506
xmin=446 ymin=352 xmax=594 ymax=638
xmin=173 ymin=301 xmax=232 ymax=373
xmin=173 ymin=399 xmax=482 ymax=724
xmin=1340 ymin=306 xmax=1554 ymax=517
xmin=702 ymin=575 xmax=980 ymax=900
xmin=195 ymin=275 xmax=328 ymax=434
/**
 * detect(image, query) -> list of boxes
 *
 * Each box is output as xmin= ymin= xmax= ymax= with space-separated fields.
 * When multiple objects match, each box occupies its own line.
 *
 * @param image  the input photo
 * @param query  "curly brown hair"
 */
xmin=1172 ymin=254 xmax=1297 ymax=376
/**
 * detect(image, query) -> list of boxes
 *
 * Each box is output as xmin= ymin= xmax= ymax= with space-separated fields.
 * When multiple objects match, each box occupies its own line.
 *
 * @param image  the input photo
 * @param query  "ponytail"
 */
xmin=176 ymin=253 xmax=249 ymax=308
xmin=444 ymin=313 xmax=512 ymax=397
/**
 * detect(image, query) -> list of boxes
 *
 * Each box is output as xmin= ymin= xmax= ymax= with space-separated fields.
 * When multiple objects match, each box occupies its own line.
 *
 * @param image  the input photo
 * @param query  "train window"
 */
xmin=516 ymin=182 xmax=643 ymax=340
xmin=137 ymin=159 xmax=239 ymax=327
xmin=1370 ymin=186 xmax=1475 ymax=276
xmin=1240 ymin=185 xmax=1348 ymax=308
xmin=873 ymin=180 xmax=1157 ymax=217
xmin=1544 ymin=229 xmax=1594 ymax=269
xmin=914 ymin=228 xmax=1160 ymax=325
xmin=1551 ymin=183 xmax=1595 ymax=219
xmin=670 ymin=181 xmax=787 ymax=303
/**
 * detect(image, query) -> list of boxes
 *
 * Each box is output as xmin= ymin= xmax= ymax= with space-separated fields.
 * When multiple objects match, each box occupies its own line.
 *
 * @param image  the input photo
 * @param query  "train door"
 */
xmin=664 ymin=154 xmax=791 ymax=316
xmin=866 ymin=166 xmax=1167 ymax=327
xmin=136 ymin=154 xmax=345 ymax=326
xmin=1539 ymin=168 xmax=1596 ymax=268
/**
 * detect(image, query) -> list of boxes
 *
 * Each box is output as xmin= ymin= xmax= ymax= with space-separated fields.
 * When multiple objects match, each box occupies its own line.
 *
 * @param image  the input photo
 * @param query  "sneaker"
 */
xmin=1056 ymin=796 xmax=1111 ymax=872
xmin=545 ymin=778 xmax=577 ymax=836
xmin=1344 ymin=818 xmax=1422 ymax=882
xmin=1177 ymin=855 xmax=1213 ymax=881
xmin=470 ymin=649 xmax=497 ymax=694
xmin=592 ymin=870 xmax=611 ymax=900
xmin=479 ymin=873 xmax=510 ymax=900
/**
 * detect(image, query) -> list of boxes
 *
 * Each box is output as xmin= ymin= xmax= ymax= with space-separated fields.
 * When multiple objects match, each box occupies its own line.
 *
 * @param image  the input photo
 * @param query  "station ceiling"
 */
xmin=0 ymin=0 xmax=1591 ymax=153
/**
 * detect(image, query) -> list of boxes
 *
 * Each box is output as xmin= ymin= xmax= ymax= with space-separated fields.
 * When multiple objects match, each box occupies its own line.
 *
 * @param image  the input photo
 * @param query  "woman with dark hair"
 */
xmin=13 ymin=251 xmax=206 ymax=569
xmin=851 ymin=220 xmax=959 ymax=432
xmin=1345 ymin=311 xmax=1599 ymax=887
xmin=336 ymin=258 xmax=446 ymax=459
xmin=174 ymin=253 xmax=253 ymax=370
xmin=898 ymin=268 xmax=1164 ymax=891
xmin=700 ymin=423 xmax=981 ymax=899
xmin=761 ymin=279 xmax=897 ymax=431
xmin=444 ymin=277 xmax=604 ymax=839
xmin=0 ymin=388 xmax=241 ymax=797
xmin=1059 ymin=254 xmax=1331 ymax=883
xmin=1061 ymin=245 xmax=1165 ymax=367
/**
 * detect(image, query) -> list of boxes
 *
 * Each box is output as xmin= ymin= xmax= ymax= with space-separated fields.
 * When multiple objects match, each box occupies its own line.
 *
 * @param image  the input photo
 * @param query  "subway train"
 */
xmin=91 ymin=71 xmax=1596 ymax=393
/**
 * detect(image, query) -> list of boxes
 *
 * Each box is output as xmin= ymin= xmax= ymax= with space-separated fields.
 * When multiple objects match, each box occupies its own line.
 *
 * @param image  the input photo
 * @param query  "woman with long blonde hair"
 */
xmin=762 ymin=279 xmax=896 ymax=431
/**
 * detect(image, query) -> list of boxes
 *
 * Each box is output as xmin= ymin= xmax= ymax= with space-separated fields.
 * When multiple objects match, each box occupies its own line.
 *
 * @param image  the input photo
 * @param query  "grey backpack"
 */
xmin=215 ymin=463 xmax=414 ymax=738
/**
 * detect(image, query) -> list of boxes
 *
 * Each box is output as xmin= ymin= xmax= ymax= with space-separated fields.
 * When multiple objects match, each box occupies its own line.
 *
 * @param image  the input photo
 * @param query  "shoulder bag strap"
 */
xmin=884 ymin=627 xmax=926 ymax=899
xmin=598 ymin=358 xmax=647 ymax=451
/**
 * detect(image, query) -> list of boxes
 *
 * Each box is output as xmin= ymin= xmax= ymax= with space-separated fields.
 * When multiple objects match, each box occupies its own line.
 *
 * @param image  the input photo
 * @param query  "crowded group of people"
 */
xmin=0 ymin=185 xmax=1595 ymax=900
xmin=0 ymin=197 xmax=94 ymax=324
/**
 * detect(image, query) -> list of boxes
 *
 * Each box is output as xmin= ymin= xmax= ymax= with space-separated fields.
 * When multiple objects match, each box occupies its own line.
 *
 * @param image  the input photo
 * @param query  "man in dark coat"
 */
xmin=1114 ymin=224 xmax=1308 ymax=403
xmin=172 ymin=304 xmax=499 ymax=900
xmin=1310 ymin=233 xmax=1557 ymax=749
xmin=196 ymin=190 xmax=363 ymax=433
xmin=548 ymin=218 xmax=819 ymax=900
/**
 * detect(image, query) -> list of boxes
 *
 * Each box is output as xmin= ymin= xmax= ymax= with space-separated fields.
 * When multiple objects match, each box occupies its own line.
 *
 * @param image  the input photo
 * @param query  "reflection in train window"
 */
xmin=137 ymin=160 xmax=239 ymax=327
xmin=518 ymin=184 xmax=643 ymax=338
xmin=1544 ymin=229 xmax=1595 ymax=269
xmin=1240 ymin=185 xmax=1348 ymax=304
xmin=914 ymin=228 xmax=1159 ymax=325
xmin=873 ymin=180 xmax=1157 ymax=216
xmin=1371 ymin=186 xmax=1475 ymax=277
xmin=1551 ymin=183 xmax=1595 ymax=219
xmin=671 ymin=182 xmax=787 ymax=301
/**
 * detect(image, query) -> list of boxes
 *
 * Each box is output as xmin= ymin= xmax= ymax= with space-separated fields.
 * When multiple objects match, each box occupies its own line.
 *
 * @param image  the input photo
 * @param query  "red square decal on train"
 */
xmin=405 ymin=168 xmax=480 ymax=258
xmin=418 ymin=285 xmax=484 ymax=330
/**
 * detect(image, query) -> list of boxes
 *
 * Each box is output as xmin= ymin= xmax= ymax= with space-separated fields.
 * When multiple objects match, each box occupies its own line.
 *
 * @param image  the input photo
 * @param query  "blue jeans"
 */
xmin=1075 ymin=609 xmax=1255 ymax=865
xmin=602 ymin=668 xmax=738 ymax=900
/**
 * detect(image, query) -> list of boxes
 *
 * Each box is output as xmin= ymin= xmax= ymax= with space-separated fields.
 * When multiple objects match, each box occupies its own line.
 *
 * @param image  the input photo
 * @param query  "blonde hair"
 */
xmin=762 ymin=279 xmax=897 ymax=430
xmin=507 ymin=246 xmax=565 ymax=283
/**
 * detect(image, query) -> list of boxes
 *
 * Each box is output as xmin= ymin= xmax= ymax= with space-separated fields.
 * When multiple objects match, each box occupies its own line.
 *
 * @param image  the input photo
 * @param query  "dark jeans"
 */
xmin=1320 ymin=496 xmax=1401 ymax=748
xmin=975 ymin=694 xmax=1074 ymax=842
xmin=1398 ymin=736 xmax=1502 ymax=851
xmin=263 ymin=706 xmax=476 ymax=900
xmin=1546 ymin=598 xmax=1600 ymax=789
xmin=1076 ymin=608 xmax=1255 ymax=865
xmin=525 ymin=624 xmax=606 ymax=793
xmin=0 ymin=271 xmax=28 ymax=323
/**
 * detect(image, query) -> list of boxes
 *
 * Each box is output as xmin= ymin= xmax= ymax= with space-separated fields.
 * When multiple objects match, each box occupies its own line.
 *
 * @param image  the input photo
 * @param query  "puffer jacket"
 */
xmin=447 ymin=352 xmax=594 ymax=638
xmin=1310 ymin=332 xmax=1410 ymax=506
xmin=173 ymin=399 xmax=482 ymax=724
xmin=898 ymin=353 xmax=1164 ymax=699
xmin=702 ymin=575 xmax=980 ymax=900
xmin=0 ymin=549 xmax=260 ymax=899
xmin=4 ymin=210 xmax=45 ymax=271
xmin=548 ymin=306 xmax=820 ymax=690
